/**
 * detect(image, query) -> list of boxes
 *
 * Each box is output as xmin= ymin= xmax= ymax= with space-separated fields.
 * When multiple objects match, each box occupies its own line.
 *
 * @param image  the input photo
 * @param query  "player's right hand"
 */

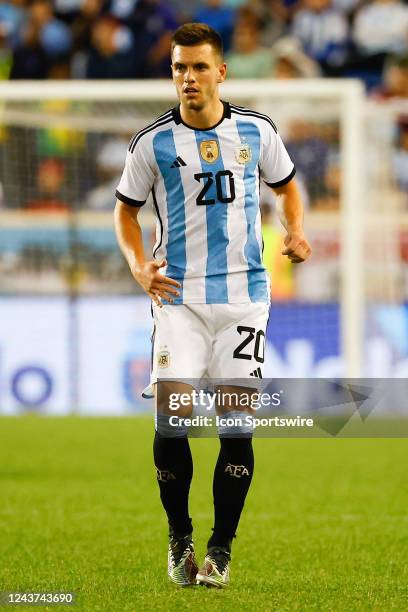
xmin=131 ymin=259 xmax=181 ymax=307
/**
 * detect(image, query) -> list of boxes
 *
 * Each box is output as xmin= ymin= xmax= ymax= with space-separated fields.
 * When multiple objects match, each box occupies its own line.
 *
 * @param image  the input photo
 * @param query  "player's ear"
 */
xmin=217 ymin=63 xmax=227 ymax=83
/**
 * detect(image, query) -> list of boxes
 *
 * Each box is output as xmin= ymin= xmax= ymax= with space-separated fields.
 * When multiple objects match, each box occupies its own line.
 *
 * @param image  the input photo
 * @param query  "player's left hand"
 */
xmin=282 ymin=231 xmax=312 ymax=263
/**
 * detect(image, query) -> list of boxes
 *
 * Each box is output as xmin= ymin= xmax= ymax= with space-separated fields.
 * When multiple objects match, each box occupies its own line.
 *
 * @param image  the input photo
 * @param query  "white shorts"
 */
xmin=150 ymin=302 xmax=270 ymax=385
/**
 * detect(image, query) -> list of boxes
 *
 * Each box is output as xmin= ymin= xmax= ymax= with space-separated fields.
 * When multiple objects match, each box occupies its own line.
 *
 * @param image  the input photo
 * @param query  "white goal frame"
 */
xmin=0 ymin=79 xmax=366 ymax=377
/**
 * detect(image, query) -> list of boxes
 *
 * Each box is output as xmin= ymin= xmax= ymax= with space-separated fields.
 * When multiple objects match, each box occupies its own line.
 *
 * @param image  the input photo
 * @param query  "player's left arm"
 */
xmin=272 ymin=178 xmax=312 ymax=264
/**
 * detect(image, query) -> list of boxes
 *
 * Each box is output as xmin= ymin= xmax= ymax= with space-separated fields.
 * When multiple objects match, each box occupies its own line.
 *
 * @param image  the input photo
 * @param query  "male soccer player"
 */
xmin=114 ymin=23 xmax=311 ymax=588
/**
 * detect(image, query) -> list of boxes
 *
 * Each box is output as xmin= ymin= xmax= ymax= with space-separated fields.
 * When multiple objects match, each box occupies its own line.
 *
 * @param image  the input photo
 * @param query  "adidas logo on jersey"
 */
xmin=170 ymin=156 xmax=187 ymax=168
xmin=249 ymin=367 xmax=262 ymax=378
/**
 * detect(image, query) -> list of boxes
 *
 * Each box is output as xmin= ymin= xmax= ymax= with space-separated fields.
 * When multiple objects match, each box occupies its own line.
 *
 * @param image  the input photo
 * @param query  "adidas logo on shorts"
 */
xmin=249 ymin=367 xmax=262 ymax=378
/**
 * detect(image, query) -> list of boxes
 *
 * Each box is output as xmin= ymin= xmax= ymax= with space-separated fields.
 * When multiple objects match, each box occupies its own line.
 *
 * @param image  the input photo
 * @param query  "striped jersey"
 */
xmin=116 ymin=101 xmax=295 ymax=305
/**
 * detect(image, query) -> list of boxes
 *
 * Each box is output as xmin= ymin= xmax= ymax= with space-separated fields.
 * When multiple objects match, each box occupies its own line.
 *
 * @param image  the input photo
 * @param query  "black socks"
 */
xmin=209 ymin=436 xmax=254 ymax=551
xmin=153 ymin=431 xmax=193 ymax=535
xmin=153 ymin=432 xmax=254 ymax=549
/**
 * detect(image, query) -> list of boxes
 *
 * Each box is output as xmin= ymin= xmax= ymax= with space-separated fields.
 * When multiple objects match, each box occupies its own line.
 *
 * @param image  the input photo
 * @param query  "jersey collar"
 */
xmin=172 ymin=100 xmax=231 ymax=131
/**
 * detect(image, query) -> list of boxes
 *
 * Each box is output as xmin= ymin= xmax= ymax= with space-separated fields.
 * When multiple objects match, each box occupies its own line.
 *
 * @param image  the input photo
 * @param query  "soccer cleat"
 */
xmin=196 ymin=546 xmax=231 ymax=588
xmin=167 ymin=531 xmax=198 ymax=587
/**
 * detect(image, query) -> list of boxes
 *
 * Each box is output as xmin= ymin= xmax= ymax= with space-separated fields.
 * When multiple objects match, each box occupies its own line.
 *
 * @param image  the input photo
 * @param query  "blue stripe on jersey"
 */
xmin=195 ymin=130 xmax=228 ymax=303
xmin=153 ymin=129 xmax=186 ymax=304
xmin=236 ymin=120 xmax=269 ymax=303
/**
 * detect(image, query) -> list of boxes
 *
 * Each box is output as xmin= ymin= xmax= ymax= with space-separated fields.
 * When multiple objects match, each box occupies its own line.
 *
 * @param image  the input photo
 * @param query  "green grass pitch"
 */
xmin=0 ymin=416 xmax=407 ymax=611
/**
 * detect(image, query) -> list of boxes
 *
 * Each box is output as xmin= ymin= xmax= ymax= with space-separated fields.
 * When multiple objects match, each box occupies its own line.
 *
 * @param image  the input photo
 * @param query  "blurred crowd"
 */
xmin=0 ymin=0 xmax=406 ymax=90
xmin=0 ymin=0 xmax=408 ymax=220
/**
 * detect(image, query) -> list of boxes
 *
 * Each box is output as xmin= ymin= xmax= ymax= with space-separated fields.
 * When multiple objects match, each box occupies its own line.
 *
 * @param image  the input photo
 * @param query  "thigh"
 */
xmin=151 ymin=303 xmax=211 ymax=385
xmin=155 ymin=381 xmax=195 ymax=416
xmin=208 ymin=303 xmax=269 ymax=380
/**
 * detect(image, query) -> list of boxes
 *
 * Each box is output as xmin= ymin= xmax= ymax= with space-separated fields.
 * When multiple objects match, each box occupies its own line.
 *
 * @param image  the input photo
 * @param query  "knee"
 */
xmin=155 ymin=413 xmax=189 ymax=438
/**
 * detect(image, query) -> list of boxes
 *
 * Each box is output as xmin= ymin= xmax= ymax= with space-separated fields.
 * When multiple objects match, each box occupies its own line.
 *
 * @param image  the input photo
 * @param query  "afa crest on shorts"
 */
xmin=235 ymin=143 xmax=252 ymax=164
xmin=200 ymin=140 xmax=219 ymax=163
xmin=157 ymin=351 xmax=170 ymax=368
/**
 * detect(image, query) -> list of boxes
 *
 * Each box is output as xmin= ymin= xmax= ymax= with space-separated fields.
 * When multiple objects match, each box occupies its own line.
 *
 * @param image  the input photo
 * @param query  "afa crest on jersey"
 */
xmin=235 ymin=144 xmax=252 ymax=164
xmin=200 ymin=140 xmax=219 ymax=163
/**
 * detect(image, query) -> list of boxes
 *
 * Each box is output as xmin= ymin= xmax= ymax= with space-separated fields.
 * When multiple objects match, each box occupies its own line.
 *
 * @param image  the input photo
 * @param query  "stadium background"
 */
xmin=0 ymin=0 xmax=408 ymax=413
xmin=1 ymin=3 xmax=408 ymax=611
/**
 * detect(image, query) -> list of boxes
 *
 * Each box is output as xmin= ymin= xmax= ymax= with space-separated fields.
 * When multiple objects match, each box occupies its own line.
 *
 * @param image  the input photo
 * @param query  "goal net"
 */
xmin=0 ymin=80 xmax=405 ymax=414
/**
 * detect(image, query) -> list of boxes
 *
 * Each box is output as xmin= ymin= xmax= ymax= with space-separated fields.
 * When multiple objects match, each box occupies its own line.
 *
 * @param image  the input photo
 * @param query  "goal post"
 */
xmin=339 ymin=80 xmax=365 ymax=377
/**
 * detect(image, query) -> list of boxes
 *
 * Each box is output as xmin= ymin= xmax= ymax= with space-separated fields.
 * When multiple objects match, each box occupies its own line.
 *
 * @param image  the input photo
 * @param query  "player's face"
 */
xmin=171 ymin=44 xmax=226 ymax=112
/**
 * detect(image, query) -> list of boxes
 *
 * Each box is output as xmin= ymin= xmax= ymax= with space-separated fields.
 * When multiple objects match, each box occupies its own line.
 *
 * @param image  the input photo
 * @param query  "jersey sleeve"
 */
xmin=115 ymin=136 xmax=156 ymax=207
xmin=259 ymin=123 xmax=296 ymax=188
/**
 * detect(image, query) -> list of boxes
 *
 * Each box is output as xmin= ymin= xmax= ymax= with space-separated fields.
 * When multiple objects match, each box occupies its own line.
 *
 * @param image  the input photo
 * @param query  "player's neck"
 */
xmin=180 ymin=98 xmax=224 ymax=130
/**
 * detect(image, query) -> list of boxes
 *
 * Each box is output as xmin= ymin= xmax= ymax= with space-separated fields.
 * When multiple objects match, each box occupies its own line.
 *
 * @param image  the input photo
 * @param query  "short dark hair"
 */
xmin=171 ymin=23 xmax=223 ymax=60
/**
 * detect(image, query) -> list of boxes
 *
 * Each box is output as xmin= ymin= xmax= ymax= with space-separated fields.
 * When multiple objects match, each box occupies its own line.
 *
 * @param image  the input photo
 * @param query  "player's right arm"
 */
xmin=259 ymin=118 xmax=311 ymax=263
xmin=114 ymin=199 xmax=180 ymax=307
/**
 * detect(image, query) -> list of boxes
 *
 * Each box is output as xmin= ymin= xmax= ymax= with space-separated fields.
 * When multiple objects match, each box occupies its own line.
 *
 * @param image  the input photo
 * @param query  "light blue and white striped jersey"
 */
xmin=116 ymin=101 xmax=295 ymax=305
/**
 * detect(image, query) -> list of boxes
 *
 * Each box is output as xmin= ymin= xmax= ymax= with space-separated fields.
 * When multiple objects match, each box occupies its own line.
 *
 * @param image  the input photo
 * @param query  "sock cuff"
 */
xmin=216 ymin=410 xmax=254 ymax=437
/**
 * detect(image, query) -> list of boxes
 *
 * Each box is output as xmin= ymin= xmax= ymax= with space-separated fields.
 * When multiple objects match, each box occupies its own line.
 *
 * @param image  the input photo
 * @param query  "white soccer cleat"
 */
xmin=196 ymin=547 xmax=231 ymax=588
xmin=168 ymin=532 xmax=198 ymax=587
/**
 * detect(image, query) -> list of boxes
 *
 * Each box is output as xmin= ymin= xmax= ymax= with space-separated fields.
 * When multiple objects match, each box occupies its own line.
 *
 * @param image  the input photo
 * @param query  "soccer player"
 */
xmin=114 ymin=23 xmax=311 ymax=588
